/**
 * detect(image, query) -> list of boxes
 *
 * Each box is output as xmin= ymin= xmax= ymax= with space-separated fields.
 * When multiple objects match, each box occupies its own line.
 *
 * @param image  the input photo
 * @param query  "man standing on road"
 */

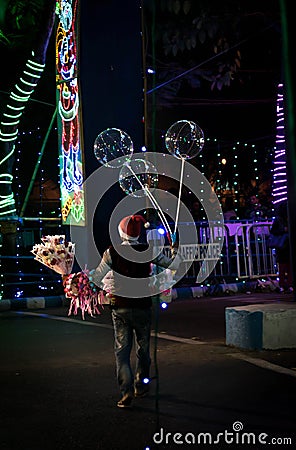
xmin=89 ymin=214 xmax=182 ymax=408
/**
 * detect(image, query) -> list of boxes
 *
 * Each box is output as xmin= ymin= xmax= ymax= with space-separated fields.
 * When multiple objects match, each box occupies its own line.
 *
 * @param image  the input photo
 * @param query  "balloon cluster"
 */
xmin=93 ymin=120 xmax=204 ymax=246
xmin=62 ymin=271 xmax=104 ymax=320
xmin=94 ymin=120 xmax=204 ymax=173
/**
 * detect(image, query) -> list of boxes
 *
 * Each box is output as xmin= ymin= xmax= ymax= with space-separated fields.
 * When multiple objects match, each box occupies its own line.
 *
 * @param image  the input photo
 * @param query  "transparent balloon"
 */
xmin=94 ymin=128 xmax=134 ymax=168
xmin=165 ymin=120 xmax=204 ymax=160
xmin=119 ymin=159 xmax=158 ymax=198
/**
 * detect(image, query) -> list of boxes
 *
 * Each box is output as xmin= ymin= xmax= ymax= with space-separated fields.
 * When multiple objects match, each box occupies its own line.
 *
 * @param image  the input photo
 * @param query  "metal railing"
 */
xmin=164 ymin=220 xmax=277 ymax=283
xmin=234 ymin=222 xmax=276 ymax=279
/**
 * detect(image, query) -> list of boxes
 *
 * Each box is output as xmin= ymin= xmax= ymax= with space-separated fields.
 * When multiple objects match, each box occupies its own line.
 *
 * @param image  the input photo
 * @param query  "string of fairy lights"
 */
xmin=0 ymin=126 xmax=63 ymax=300
xmin=185 ymin=136 xmax=273 ymax=220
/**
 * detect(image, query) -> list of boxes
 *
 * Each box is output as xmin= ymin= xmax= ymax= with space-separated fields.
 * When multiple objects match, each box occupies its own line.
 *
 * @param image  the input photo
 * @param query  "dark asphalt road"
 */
xmin=0 ymin=292 xmax=296 ymax=450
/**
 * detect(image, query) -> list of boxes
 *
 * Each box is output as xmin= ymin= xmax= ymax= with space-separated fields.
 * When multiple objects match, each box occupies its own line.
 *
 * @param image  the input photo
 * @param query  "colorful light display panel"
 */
xmin=55 ymin=0 xmax=85 ymax=226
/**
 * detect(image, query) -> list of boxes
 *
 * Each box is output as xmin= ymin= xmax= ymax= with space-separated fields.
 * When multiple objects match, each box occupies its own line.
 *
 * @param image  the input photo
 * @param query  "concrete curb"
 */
xmin=172 ymin=280 xmax=259 ymax=300
xmin=226 ymin=303 xmax=296 ymax=350
xmin=0 ymin=279 xmax=272 ymax=311
xmin=0 ymin=281 xmax=263 ymax=311
xmin=0 ymin=295 xmax=66 ymax=311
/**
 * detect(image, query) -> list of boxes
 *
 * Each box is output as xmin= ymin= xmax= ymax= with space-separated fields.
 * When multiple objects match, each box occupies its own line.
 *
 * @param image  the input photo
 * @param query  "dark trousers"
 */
xmin=111 ymin=307 xmax=151 ymax=396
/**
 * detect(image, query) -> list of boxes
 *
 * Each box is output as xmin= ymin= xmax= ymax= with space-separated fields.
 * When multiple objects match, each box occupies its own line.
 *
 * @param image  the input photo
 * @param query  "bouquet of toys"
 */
xmin=31 ymin=235 xmax=75 ymax=274
xmin=31 ymin=235 xmax=103 ymax=319
xmin=62 ymin=270 xmax=104 ymax=320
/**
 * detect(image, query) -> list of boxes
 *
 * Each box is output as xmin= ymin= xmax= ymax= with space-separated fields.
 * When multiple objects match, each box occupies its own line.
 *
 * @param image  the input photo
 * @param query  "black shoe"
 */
xmin=117 ymin=393 xmax=133 ymax=408
xmin=134 ymin=384 xmax=149 ymax=398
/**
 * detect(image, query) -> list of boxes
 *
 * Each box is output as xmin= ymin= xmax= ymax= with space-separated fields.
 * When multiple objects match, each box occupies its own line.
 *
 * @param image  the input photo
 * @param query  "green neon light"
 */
xmin=0 ymin=131 xmax=18 ymax=138
xmin=0 ymin=205 xmax=15 ymax=210
xmin=15 ymin=84 xmax=34 ymax=95
xmin=23 ymin=70 xmax=42 ymax=78
xmin=27 ymin=58 xmax=45 ymax=68
xmin=0 ymin=173 xmax=13 ymax=180
xmin=11 ymin=91 xmax=30 ymax=100
xmin=0 ymin=150 xmax=15 ymax=165
xmin=0 ymin=194 xmax=15 ymax=208
xmin=0 ymin=208 xmax=17 ymax=216
xmin=7 ymin=104 xmax=26 ymax=110
xmin=0 ymin=196 xmax=14 ymax=205
xmin=26 ymin=62 xmax=44 ymax=72
xmin=0 ymin=135 xmax=18 ymax=142
xmin=3 ymin=112 xmax=23 ymax=119
xmin=10 ymin=98 xmax=29 ymax=104
xmin=0 ymin=130 xmax=18 ymax=136
xmin=1 ymin=120 xmax=20 ymax=126
xmin=0 ymin=53 xmax=47 ymax=218
xmin=19 ymin=78 xmax=38 ymax=87
xmin=10 ymin=94 xmax=30 ymax=102
xmin=19 ymin=109 xmax=57 ymax=217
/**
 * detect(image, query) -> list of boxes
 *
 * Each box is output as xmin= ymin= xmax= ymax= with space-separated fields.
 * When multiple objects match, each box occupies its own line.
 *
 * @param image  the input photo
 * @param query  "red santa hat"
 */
xmin=118 ymin=215 xmax=150 ymax=240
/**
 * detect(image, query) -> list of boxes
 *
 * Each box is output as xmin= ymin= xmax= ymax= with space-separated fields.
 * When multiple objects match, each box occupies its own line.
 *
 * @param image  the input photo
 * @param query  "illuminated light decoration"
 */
xmin=55 ymin=0 xmax=85 ymax=226
xmin=0 ymin=52 xmax=45 ymax=217
xmin=3 ymin=112 xmax=23 ymax=119
xmin=0 ymin=131 xmax=18 ymax=140
xmin=10 ymin=93 xmax=30 ymax=102
xmin=15 ymin=291 xmax=23 ymax=298
xmin=216 ymin=146 xmax=222 ymax=198
xmin=23 ymin=71 xmax=42 ymax=79
xmin=6 ymin=105 xmax=26 ymax=112
xmin=14 ymin=84 xmax=35 ymax=96
xmin=272 ymin=83 xmax=288 ymax=205
xmin=19 ymin=78 xmax=38 ymax=87
xmin=2 ymin=126 xmax=63 ymax=299
xmin=205 ymin=137 xmax=268 ymax=213
xmin=1 ymin=118 xmax=20 ymax=126
xmin=0 ymin=252 xmax=3 ymax=298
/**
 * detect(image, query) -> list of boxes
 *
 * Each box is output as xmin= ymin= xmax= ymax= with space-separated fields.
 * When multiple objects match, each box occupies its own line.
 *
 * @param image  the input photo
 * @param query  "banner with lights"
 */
xmin=55 ymin=0 xmax=85 ymax=226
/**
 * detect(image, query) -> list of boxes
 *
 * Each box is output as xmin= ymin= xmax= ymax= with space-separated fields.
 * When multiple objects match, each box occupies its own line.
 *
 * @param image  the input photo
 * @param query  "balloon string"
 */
xmin=144 ymin=186 xmax=173 ymax=244
xmin=174 ymin=157 xmax=185 ymax=236
xmin=126 ymin=164 xmax=173 ymax=243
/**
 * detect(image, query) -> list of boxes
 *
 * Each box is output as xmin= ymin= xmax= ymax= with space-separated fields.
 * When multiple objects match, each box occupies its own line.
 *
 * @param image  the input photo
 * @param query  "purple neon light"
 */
xmin=272 ymin=83 xmax=287 ymax=205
